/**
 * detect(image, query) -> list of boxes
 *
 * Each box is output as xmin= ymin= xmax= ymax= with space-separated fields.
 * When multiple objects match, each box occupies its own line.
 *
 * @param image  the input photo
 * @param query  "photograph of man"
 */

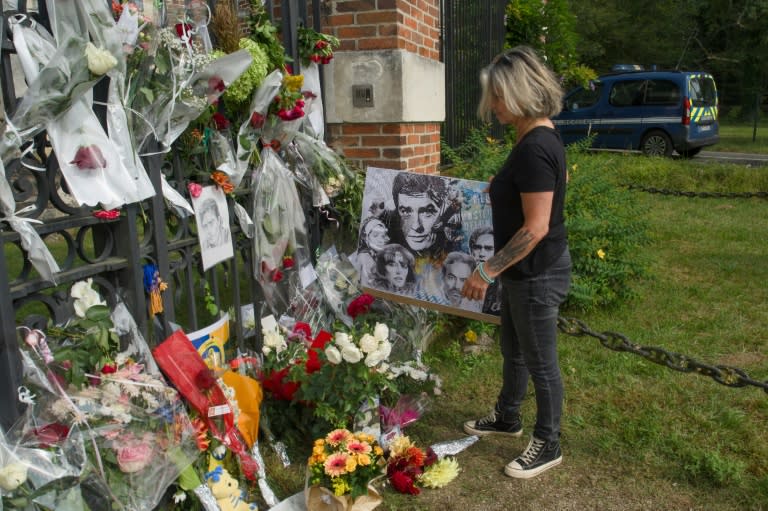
xmin=193 ymin=185 xmax=234 ymax=270
xmin=469 ymin=226 xmax=502 ymax=315
xmin=442 ymin=251 xmax=482 ymax=312
xmin=199 ymin=198 xmax=230 ymax=249
xmin=370 ymin=243 xmax=416 ymax=295
xmin=387 ymin=173 xmax=461 ymax=259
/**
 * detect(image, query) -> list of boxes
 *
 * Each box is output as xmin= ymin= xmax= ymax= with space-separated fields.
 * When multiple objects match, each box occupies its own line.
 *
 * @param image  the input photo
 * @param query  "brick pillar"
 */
xmin=321 ymin=0 xmax=445 ymax=175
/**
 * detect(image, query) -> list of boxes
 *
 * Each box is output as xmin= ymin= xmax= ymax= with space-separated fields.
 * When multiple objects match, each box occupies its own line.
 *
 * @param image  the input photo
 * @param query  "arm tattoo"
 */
xmin=486 ymin=228 xmax=535 ymax=274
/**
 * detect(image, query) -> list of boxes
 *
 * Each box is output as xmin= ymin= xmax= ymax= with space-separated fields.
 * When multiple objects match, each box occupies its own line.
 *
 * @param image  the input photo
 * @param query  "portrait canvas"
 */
xmin=193 ymin=185 xmax=234 ymax=271
xmin=352 ymin=167 xmax=501 ymax=323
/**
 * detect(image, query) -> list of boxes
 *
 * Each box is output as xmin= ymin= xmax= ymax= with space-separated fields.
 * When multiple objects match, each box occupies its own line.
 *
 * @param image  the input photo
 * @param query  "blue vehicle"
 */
xmin=552 ymin=69 xmax=719 ymax=157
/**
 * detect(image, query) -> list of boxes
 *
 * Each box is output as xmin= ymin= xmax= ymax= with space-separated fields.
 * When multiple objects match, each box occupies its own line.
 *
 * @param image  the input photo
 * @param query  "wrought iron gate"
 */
xmin=441 ymin=0 xmax=506 ymax=149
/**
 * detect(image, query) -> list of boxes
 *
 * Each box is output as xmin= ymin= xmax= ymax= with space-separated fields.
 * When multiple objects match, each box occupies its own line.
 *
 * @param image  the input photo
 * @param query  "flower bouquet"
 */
xmin=385 ymin=435 xmax=459 ymax=495
xmin=305 ymin=428 xmax=385 ymax=511
xmin=13 ymin=279 xmax=199 ymax=511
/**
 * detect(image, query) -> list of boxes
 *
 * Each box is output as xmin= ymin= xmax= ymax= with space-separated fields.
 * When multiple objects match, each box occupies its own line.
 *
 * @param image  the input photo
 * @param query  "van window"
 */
xmin=609 ymin=80 xmax=645 ymax=107
xmin=689 ymin=76 xmax=717 ymax=106
xmin=644 ymin=80 xmax=680 ymax=105
xmin=565 ymin=83 xmax=602 ymax=111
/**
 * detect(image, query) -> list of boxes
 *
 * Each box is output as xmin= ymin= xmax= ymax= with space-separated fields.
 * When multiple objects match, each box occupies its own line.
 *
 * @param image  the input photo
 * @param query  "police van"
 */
xmin=552 ymin=68 xmax=719 ymax=157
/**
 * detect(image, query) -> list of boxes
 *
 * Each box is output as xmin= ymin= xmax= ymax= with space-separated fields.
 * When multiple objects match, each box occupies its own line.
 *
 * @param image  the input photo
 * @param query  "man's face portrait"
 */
xmin=471 ymin=233 xmax=495 ymax=262
xmin=397 ymin=192 xmax=440 ymax=252
xmin=443 ymin=259 xmax=473 ymax=306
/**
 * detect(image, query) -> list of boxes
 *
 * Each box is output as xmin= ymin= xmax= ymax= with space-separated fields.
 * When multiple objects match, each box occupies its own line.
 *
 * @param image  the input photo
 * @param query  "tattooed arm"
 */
xmin=462 ymin=191 xmax=554 ymax=299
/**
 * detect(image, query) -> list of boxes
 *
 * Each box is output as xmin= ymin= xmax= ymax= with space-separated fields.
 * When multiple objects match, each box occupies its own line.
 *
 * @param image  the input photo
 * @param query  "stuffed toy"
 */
xmin=206 ymin=466 xmax=258 ymax=511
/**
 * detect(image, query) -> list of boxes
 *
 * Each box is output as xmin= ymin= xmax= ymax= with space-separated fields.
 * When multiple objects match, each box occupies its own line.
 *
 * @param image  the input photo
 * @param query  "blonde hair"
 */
xmin=477 ymin=46 xmax=564 ymax=122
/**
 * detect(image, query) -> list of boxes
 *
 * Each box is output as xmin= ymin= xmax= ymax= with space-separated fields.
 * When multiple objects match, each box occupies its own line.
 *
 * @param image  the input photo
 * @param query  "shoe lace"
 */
xmin=518 ymin=438 xmax=546 ymax=464
xmin=475 ymin=409 xmax=499 ymax=427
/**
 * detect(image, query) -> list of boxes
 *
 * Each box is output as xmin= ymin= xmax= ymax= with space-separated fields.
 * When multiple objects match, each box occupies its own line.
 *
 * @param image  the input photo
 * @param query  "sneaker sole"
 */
xmin=463 ymin=422 xmax=523 ymax=437
xmin=504 ymin=456 xmax=562 ymax=479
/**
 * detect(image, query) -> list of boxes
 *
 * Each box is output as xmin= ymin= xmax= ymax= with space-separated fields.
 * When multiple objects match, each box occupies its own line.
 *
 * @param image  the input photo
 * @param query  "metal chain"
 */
xmin=626 ymin=184 xmax=768 ymax=199
xmin=557 ymin=316 xmax=768 ymax=394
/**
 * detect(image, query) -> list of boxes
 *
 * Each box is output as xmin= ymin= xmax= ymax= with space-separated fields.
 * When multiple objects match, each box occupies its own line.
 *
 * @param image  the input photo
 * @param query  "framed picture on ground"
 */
xmin=350 ymin=167 xmax=501 ymax=324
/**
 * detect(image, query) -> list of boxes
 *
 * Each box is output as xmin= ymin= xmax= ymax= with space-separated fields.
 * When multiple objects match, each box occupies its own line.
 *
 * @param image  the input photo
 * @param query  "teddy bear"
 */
xmin=205 ymin=466 xmax=258 ymax=511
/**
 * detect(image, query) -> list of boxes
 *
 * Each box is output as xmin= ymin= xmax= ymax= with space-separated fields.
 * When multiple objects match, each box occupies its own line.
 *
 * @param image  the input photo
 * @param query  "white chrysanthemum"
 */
xmin=341 ymin=345 xmax=363 ymax=364
xmin=325 ymin=345 xmax=342 ymax=365
xmin=359 ymin=333 xmax=378 ymax=354
xmin=373 ymin=323 xmax=389 ymax=342
xmin=262 ymin=329 xmax=287 ymax=354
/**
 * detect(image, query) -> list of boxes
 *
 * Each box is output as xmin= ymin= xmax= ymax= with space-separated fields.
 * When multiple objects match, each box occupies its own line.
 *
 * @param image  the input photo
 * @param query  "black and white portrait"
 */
xmin=357 ymin=168 xmax=500 ymax=322
xmin=193 ymin=185 xmax=233 ymax=270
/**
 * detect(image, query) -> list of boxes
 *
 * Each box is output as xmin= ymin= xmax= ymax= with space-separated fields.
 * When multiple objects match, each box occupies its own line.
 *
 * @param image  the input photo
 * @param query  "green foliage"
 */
xmin=246 ymin=0 xmax=286 ymax=71
xmin=325 ymin=168 xmax=366 ymax=251
xmin=564 ymin=151 xmax=651 ymax=311
xmin=441 ymin=126 xmax=513 ymax=181
xmin=217 ymin=38 xmax=271 ymax=114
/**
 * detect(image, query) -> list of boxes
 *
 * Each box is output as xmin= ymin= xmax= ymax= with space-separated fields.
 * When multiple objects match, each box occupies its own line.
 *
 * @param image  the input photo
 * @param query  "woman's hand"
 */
xmin=461 ymin=269 xmax=489 ymax=302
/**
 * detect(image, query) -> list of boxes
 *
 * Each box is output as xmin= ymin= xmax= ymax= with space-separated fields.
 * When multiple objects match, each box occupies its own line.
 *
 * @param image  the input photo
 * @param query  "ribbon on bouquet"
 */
xmin=152 ymin=330 xmax=259 ymax=481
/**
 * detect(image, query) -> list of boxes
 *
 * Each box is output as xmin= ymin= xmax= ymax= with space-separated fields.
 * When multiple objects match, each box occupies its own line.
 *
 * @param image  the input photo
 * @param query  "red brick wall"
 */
xmin=322 ymin=0 xmax=442 ymax=174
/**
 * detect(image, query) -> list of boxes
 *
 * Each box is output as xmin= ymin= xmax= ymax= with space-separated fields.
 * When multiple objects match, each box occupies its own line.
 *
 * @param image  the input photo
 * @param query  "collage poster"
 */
xmin=350 ymin=167 xmax=501 ymax=323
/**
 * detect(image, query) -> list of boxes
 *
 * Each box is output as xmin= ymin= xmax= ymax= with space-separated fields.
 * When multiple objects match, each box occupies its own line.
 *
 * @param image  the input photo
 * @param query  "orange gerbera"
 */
xmin=326 ymin=428 xmax=352 ymax=447
xmin=324 ymin=453 xmax=349 ymax=477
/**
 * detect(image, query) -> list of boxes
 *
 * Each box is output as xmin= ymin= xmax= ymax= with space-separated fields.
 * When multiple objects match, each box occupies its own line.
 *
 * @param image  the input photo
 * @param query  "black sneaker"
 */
xmin=463 ymin=405 xmax=523 ymax=437
xmin=504 ymin=436 xmax=562 ymax=479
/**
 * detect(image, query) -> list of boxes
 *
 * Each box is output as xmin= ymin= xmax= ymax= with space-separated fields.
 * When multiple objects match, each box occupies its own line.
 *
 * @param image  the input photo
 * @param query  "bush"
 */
xmin=442 ymin=127 xmax=650 ymax=311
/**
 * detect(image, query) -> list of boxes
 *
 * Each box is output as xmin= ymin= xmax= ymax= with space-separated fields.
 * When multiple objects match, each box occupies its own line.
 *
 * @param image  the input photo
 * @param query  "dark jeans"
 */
xmin=497 ymin=248 xmax=571 ymax=443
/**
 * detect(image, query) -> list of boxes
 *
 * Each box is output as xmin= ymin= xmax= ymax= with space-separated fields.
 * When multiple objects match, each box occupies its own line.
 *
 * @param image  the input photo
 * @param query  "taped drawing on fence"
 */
xmin=193 ymin=185 xmax=234 ymax=271
xmin=351 ymin=167 xmax=501 ymax=323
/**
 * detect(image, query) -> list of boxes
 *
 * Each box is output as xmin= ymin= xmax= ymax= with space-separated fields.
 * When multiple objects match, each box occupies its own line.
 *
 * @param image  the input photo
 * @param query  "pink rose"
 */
xmin=93 ymin=209 xmax=120 ymax=220
xmin=116 ymin=440 xmax=153 ymax=473
xmin=70 ymin=145 xmax=107 ymax=170
xmin=187 ymin=182 xmax=202 ymax=198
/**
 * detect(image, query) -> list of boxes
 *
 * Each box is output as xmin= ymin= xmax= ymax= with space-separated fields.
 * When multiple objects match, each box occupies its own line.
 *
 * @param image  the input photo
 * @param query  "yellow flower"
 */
xmin=418 ymin=457 xmax=460 ymax=488
xmin=389 ymin=435 xmax=413 ymax=457
xmin=283 ymin=74 xmax=304 ymax=91
xmin=597 ymin=249 xmax=606 ymax=260
xmin=464 ymin=330 xmax=478 ymax=344
xmin=332 ymin=478 xmax=350 ymax=496
xmin=345 ymin=456 xmax=358 ymax=473
xmin=373 ymin=446 xmax=384 ymax=456
xmin=356 ymin=453 xmax=372 ymax=466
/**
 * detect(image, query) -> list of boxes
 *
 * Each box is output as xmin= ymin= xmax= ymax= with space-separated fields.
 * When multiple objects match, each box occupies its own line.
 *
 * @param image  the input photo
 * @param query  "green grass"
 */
xmin=712 ymin=120 xmax=768 ymax=154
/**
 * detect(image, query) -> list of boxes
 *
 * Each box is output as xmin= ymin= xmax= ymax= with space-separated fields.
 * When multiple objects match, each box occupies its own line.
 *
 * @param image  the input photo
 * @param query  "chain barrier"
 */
xmin=557 ymin=316 xmax=768 ymax=394
xmin=626 ymin=184 xmax=768 ymax=199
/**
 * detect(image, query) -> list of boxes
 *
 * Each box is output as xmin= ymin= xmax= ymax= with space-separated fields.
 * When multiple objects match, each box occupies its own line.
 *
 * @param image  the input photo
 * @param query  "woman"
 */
xmin=461 ymin=46 xmax=571 ymax=480
xmin=349 ymin=216 xmax=390 ymax=286
xmin=371 ymin=243 xmax=416 ymax=294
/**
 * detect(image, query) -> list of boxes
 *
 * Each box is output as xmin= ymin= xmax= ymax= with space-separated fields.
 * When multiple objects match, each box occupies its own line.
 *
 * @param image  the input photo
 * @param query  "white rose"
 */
xmin=263 ymin=330 xmax=286 ymax=353
xmin=85 ymin=42 xmax=118 ymax=75
xmin=341 ymin=345 xmax=363 ymax=364
xmin=70 ymin=278 xmax=94 ymax=299
xmin=334 ymin=332 xmax=351 ymax=346
xmin=262 ymin=345 xmax=272 ymax=356
xmin=0 ymin=462 xmax=28 ymax=491
xmin=72 ymin=282 xmax=106 ymax=318
xmin=325 ymin=345 xmax=342 ymax=365
xmin=377 ymin=341 xmax=392 ymax=361
xmin=364 ymin=350 xmax=385 ymax=367
xmin=373 ymin=323 xmax=389 ymax=342
xmin=359 ymin=333 xmax=379 ymax=354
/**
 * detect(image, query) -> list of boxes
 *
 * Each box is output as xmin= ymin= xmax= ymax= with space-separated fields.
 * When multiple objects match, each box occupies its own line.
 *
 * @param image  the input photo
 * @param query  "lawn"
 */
xmin=712 ymin=120 xmax=768 ymax=154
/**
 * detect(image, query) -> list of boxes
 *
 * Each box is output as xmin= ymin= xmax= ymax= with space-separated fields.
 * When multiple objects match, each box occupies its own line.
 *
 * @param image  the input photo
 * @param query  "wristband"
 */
xmin=476 ymin=262 xmax=495 ymax=284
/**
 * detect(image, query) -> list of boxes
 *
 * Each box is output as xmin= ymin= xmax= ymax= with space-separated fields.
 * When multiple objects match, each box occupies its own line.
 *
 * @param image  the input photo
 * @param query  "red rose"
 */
xmin=212 ymin=112 xmax=230 ymax=130
xmin=347 ymin=293 xmax=375 ymax=318
xmin=305 ymin=349 xmax=322 ymax=373
xmin=101 ymin=363 xmax=117 ymax=374
xmin=208 ymin=76 xmax=225 ymax=93
xmin=32 ymin=423 xmax=70 ymax=448
xmin=194 ymin=368 xmax=218 ymax=391
xmin=311 ymin=330 xmax=332 ymax=348
xmin=93 ymin=209 xmax=120 ymax=220
xmin=175 ymin=23 xmax=192 ymax=39
xmin=292 ymin=322 xmax=312 ymax=340
xmin=282 ymin=256 xmax=295 ymax=269
xmin=250 ymin=112 xmax=265 ymax=129
xmin=70 ymin=145 xmax=107 ymax=170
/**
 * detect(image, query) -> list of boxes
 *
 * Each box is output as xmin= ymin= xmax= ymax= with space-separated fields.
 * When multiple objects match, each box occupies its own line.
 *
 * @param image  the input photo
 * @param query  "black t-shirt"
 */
xmin=489 ymin=126 xmax=567 ymax=279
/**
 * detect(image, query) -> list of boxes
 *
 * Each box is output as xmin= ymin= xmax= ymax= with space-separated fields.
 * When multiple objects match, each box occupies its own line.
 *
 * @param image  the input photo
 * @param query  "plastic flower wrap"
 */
xmin=217 ymin=38 xmax=271 ymax=113
xmin=293 ymin=131 xmax=358 ymax=203
xmin=235 ymin=68 xmax=283 ymax=178
xmin=315 ymin=246 xmax=362 ymax=327
xmin=251 ymin=147 xmax=312 ymax=317
xmin=14 ymin=281 xmax=199 ymax=511
xmin=306 ymin=428 xmax=385 ymax=503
